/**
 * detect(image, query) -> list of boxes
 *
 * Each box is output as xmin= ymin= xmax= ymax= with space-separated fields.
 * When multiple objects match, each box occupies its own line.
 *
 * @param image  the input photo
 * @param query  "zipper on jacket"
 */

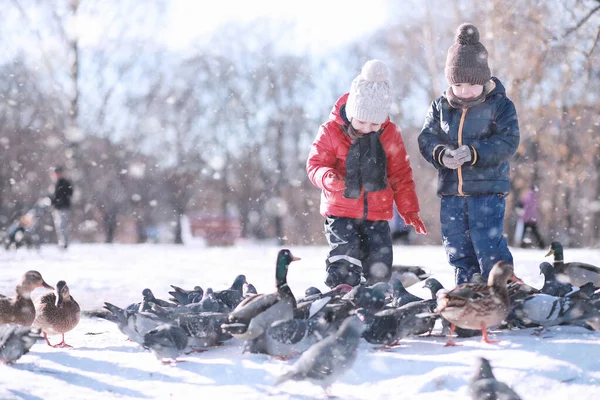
xmin=457 ymin=108 xmax=468 ymax=196
xmin=362 ymin=192 xmax=368 ymax=219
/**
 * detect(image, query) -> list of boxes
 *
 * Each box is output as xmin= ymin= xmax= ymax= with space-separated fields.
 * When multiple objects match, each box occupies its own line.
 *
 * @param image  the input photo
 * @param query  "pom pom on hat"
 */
xmin=360 ymin=60 xmax=389 ymax=82
xmin=346 ymin=60 xmax=392 ymax=125
xmin=455 ymin=23 xmax=480 ymax=45
xmin=445 ymin=23 xmax=491 ymax=86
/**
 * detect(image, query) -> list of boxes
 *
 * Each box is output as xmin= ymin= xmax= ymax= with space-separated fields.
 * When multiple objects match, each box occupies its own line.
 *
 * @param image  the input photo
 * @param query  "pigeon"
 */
xmin=539 ymin=262 xmax=578 ymax=297
xmin=142 ymin=288 xmax=177 ymax=308
xmin=168 ymin=285 xmax=203 ymax=306
xmin=143 ymin=323 xmax=189 ymax=364
xmin=303 ymin=286 xmax=323 ymax=298
xmin=244 ymin=317 xmax=322 ymax=359
xmin=274 ymin=316 xmax=365 ymax=397
xmin=0 ymin=324 xmax=41 ymax=364
xmin=390 ymin=265 xmax=430 ymax=288
xmin=388 ymin=278 xmax=423 ymax=308
xmin=509 ymin=294 xmax=600 ymax=331
xmin=214 ymin=274 xmax=247 ymax=310
xmin=198 ymin=288 xmax=226 ymax=312
xmin=358 ymin=299 xmax=438 ymax=348
xmin=243 ymin=283 xmax=258 ymax=297
xmin=295 ymin=284 xmax=353 ymax=320
xmin=151 ymin=304 xmax=232 ymax=350
xmin=469 ymin=357 xmax=522 ymax=399
xmin=102 ymin=302 xmax=163 ymax=345
xmin=342 ymin=282 xmax=389 ymax=312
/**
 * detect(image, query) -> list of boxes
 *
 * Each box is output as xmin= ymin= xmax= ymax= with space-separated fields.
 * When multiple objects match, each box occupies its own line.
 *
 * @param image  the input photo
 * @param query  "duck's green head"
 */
xmin=275 ymin=249 xmax=300 ymax=287
xmin=545 ymin=241 xmax=563 ymax=258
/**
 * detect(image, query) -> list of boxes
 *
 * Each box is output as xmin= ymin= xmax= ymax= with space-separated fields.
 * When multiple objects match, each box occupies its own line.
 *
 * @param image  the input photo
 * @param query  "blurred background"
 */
xmin=0 ymin=0 xmax=599 ymax=247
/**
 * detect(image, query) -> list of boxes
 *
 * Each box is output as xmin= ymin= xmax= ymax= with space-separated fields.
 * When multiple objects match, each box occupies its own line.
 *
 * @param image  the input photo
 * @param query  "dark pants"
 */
xmin=441 ymin=195 xmax=513 ymax=284
xmin=324 ymin=216 xmax=392 ymax=288
xmin=520 ymin=222 xmax=545 ymax=249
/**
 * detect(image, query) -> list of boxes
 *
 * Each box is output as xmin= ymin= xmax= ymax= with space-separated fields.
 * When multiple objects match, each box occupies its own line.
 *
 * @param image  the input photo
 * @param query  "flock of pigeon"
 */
xmin=1 ymin=241 xmax=600 ymax=398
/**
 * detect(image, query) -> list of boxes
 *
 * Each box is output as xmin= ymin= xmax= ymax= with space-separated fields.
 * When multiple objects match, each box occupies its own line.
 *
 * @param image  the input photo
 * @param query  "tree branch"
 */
xmin=564 ymin=4 xmax=600 ymax=37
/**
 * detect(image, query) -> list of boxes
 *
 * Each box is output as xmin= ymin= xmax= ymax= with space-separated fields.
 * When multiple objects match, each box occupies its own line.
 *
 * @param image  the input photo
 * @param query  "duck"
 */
xmin=545 ymin=241 xmax=600 ymax=287
xmin=0 ymin=324 xmax=41 ymax=364
xmin=0 ymin=270 xmax=53 ymax=326
xmin=33 ymin=280 xmax=81 ymax=348
xmin=221 ymin=249 xmax=299 ymax=340
xmin=435 ymin=261 xmax=521 ymax=346
xmin=390 ymin=265 xmax=430 ymax=288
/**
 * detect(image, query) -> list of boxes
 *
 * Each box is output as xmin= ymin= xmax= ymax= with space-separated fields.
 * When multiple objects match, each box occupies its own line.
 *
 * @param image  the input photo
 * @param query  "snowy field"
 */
xmin=1 ymin=243 xmax=599 ymax=399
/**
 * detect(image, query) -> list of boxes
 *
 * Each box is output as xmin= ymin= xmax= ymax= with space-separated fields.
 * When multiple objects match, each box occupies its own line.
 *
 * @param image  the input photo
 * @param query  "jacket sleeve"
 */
xmin=306 ymin=124 xmax=339 ymax=191
xmin=418 ymin=99 xmax=449 ymax=170
xmin=468 ymin=97 xmax=520 ymax=167
xmin=386 ymin=126 xmax=420 ymax=214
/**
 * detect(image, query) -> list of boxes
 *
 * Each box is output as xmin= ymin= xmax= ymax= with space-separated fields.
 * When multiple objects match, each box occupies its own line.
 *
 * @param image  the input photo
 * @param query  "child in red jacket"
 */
xmin=307 ymin=59 xmax=426 ymax=288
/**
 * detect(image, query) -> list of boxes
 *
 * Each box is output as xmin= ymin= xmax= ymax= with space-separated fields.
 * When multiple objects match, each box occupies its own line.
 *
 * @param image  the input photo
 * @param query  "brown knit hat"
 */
xmin=445 ymin=23 xmax=491 ymax=86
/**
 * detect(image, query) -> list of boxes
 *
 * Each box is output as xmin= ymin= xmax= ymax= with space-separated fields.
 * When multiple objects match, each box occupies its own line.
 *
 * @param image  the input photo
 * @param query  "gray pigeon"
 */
xmin=102 ymin=302 xmax=164 ymax=345
xmin=274 ymin=316 xmax=365 ymax=397
xmin=469 ymin=357 xmax=522 ymax=400
xmin=143 ymin=323 xmax=189 ymax=363
xmin=389 ymin=278 xmax=423 ymax=308
xmin=0 ymin=324 xmax=41 ymax=364
xmin=539 ymin=262 xmax=578 ymax=297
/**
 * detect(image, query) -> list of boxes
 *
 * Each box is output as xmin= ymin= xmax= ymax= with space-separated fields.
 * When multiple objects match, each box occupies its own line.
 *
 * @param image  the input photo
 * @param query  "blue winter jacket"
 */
xmin=418 ymin=77 xmax=520 ymax=197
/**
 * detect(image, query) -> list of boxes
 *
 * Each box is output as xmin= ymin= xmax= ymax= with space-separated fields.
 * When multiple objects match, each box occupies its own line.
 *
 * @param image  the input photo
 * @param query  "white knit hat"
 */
xmin=345 ymin=60 xmax=392 ymax=124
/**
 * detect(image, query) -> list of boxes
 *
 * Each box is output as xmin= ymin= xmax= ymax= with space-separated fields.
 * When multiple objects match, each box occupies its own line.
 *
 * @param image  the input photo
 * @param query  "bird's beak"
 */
xmin=544 ymin=249 xmax=553 ymax=257
xmin=42 ymin=281 xmax=54 ymax=290
xmin=510 ymin=275 xmax=524 ymax=284
xmin=292 ymin=256 xmax=301 ymax=261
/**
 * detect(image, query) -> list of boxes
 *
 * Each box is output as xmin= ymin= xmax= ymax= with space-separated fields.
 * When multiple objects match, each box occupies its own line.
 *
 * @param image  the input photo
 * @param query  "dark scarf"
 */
xmin=446 ymin=79 xmax=496 ymax=109
xmin=340 ymin=105 xmax=388 ymax=199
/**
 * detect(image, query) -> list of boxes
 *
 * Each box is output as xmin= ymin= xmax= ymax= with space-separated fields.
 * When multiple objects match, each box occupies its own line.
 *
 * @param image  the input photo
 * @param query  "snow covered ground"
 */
xmin=1 ymin=243 xmax=599 ymax=399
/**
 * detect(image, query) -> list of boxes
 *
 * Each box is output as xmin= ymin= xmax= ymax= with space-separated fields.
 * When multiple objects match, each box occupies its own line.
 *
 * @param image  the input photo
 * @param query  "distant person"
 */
xmin=418 ymin=23 xmax=520 ymax=284
xmin=307 ymin=59 xmax=426 ymax=288
xmin=515 ymin=185 xmax=545 ymax=249
xmin=50 ymin=166 xmax=74 ymax=249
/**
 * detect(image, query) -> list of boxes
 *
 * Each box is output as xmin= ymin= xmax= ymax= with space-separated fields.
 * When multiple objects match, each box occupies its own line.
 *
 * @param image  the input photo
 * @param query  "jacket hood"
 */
xmin=329 ymin=93 xmax=391 ymax=127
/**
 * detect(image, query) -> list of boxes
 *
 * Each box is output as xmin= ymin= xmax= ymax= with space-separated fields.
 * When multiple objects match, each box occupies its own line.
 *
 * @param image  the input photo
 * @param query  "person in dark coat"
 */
xmin=418 ymin=23 xmax=520 ymax=284
xmin=307 ymin=60 xmax=426 ymax=288
xmin=50 ymin=166 xmax=74 ymax=249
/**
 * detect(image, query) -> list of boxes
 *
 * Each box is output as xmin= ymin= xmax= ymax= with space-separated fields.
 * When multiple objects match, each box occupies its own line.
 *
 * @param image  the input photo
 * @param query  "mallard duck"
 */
xmin=0 ymin=270 xmax=53 ymax=326
xmin=33 ymin=280 xmax=80 ymax=348
xmin=435 ymin=261 xmax=521 ymax=346
xmin=545 ymin=241 xmax=600 ymax=287
xmin=221 ymin=249 xmax=299 ymax=340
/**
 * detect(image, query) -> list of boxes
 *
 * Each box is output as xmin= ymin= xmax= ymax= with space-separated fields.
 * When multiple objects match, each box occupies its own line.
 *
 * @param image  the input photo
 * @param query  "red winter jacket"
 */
xmin=307 ymin=93 xmax=420 ymax=221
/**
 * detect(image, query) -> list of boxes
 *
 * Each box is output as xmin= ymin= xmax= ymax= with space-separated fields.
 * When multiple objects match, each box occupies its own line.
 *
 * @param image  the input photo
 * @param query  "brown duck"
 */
xmin=0 ymin=270 xmax=53 ymax=326
xmin=435 ymin=261 xmax=522 ymax=346
xmin=33 ymin=280 xmax=80 ymax=348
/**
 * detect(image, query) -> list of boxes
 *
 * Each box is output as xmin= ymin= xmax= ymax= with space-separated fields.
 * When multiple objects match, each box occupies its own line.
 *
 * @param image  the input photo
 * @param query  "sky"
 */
xmin=163 ymin=0 xmax=391 ymax=52
xmin=1 ymin=242 xmax=599 ymax=399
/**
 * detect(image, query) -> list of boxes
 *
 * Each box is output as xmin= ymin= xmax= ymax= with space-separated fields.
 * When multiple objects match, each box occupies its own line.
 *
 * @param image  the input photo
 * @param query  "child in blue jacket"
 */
xmin=418 ymin=23 xmax=520 ymax=284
